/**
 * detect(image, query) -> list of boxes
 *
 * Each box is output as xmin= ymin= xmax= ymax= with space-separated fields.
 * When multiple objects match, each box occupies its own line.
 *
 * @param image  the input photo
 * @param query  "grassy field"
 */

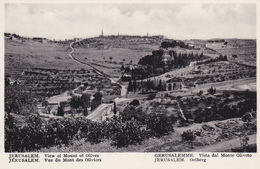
xmin=73 ymin=47 xmax=153 ymax=65
xmin=5 ymin=39 xmax=92 ymax=75
xmin=206 ymin=39 xmax=256 ymax=66
xmin=71 ymin=40 xmax=160 ymax=77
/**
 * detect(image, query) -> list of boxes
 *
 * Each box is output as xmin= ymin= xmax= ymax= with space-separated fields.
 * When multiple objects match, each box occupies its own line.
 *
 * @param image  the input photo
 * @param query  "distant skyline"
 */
xmin=5 ymin=3 xmax=256 ymax=40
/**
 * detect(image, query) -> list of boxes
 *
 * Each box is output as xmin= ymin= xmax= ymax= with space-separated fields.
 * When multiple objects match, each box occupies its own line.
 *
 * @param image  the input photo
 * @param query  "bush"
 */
xmin=110 ymin=120 xmax=145 ymax=148
xmin=208 ymin=87 xmax=216 ymax=95
xmin=181 ymin=130 xmax=196 ymax=141
xmin=5 ymin=111 xmax=177 ymax=151
xmin=145 ymin=113 xmax=175 ymax=137
xmin=129 ymin=99 xmax=140 ymax=106
xmin=86 ymin=122 xmax=105 ymax=144
xmin=121 ymin=106 xmax=146 ymax=123
xmin=148 ymin=93 xmax=156 ymax=100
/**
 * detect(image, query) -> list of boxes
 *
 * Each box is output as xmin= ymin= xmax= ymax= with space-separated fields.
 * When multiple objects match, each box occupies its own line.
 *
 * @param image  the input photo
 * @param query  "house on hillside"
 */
xmin=188 ymin=42 xmax=195 ymax=48
xmin=166 ymin=78 xmax=182 ymax=91
xmin=33 ymin=37 xmax=43 ymax=43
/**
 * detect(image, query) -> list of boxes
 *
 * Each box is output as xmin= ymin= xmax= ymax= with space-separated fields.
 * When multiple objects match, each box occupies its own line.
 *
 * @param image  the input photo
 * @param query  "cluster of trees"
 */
xmin=120 ymin=105 xmax=176 ymax=137
xmin=5 ymin=106 xmax=177 ymax=152
xmin=4 ymin=32 xmax=21 ymax=39
xmin=5 ymin=84 xmax=37 ymax=115
xmin=169 ymin=52 xmax=204 ymax=68
xmin=160 ymin=41 xmax=189 ymax=49
xmin=138 ymin=50 xmax=164 ymax=67
xmin=133 ymin=50 xmax=205 ymax=79
xmin=197 ymin=54 xmax=228 ymax=65
xmin=127 ymin=79 xmax=165 ymax=93
xmin=207 ymin=39 xmax=225 ymax=43
xmin=64 ymin=92 xmax=102 ymax=116
xmin=181 ymin=91 xmax=257 ymax=123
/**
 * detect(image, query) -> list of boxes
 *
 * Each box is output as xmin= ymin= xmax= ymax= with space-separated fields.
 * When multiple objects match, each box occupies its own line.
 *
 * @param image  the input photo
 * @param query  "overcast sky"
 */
xmin=5 ymin=3 xmax=256 ymax=40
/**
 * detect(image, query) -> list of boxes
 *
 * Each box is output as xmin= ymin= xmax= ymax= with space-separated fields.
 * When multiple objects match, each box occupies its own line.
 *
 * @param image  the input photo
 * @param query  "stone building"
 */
xmin=166 ymin=77 xmax=182 ymax=91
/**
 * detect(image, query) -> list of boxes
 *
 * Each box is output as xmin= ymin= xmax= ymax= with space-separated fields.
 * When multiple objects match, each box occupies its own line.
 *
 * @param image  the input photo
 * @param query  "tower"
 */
xmin=100 ymin=29 xmax=104 ymax=37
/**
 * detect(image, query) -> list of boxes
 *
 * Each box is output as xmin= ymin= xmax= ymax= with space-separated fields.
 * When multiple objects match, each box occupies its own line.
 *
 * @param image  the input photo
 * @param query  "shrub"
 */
xmin=148 ymin=93 xmax=156 ymax=100
xmin=121 ymin=106 xmax=146 ymax=123
xmin=181 ymin=130 xmax=196 ymax=141
xmin=208 ymin=87 xmax=216 ymax=95
xmin=86 ymin=122 xmax=106 ymax=144
xmin=129 ymin=99 xmax=140 ymax=106
xmin=145 ymin=113 xmax=175 ymax=137
xmin=110 ymin=120 xmax=145 ymax=148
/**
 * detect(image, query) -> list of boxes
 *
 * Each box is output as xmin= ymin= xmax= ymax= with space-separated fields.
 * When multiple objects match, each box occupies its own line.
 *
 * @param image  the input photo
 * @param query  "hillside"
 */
xmin=5 ymin=39 xmax=90 ymax=76
xmin=205 ymin=39 xmax=256 ymax=66
xmin=4 ymin=35 xmax=257 ymax=153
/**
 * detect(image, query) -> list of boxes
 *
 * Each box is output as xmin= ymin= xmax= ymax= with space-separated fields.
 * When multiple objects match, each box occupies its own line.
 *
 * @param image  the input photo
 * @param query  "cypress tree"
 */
xmin=157 ymin=79 xmax=163 ymax=91
xmin=133 ymin=78 xmax=137 ymax=93
xmin=128 ymin=79 xmax=133 ymax=91
xmin=57 ymin=106 xmax=64 ymax=116
xmin=113 ymin=102 xmax=117 ymax=115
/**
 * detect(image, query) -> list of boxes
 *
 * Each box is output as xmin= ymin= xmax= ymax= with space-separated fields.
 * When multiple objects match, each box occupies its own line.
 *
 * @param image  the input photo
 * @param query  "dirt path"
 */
xmin=68 ymin=41 xmax=125 ymax=93
xmin=68 ymin=41 xmax=130 ymax=121
xmin=68 ymin=42 xmax=111 ymax=78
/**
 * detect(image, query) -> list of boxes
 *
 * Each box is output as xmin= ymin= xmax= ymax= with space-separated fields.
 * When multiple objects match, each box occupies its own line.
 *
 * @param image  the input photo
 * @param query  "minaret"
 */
xmin=100 ymin=29 xmax=104 ymax=37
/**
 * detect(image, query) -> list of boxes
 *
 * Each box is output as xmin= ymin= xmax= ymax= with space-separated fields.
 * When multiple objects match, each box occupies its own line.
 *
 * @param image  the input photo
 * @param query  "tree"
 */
xmin=200 ymin=52 xmax=203 ymax=58
xmin=148 ymin=93 xmax=156 ymax=100
xmin=197 ymin=90 xmax=203 ymax=96
xmin=91 ymin=92 xmax=102 ymax=110
xmin=208 ymin=87 xmax=216 ymax=95
xmin=133 ymin=78 xmax=137 ymax=92
xmin=110 ymin=120 xmax=145 ymax=148
xmin=121 ymin=106 xmax=146 ymax=123
xmin=83 ymin=82 xmax=88 ymax=87
xmin=223 ymin=55 xmax=228 ymax=61
xmin=181 ymin=130 xmax=196 ymax=141
xmin=121 ymin=64 xmax=125 ymax=71
xmin=70 ymin=96 xmax=81 ymax=109
xmin=128 ymin=79 xmax=133 ymax=92
xmin=57 ymin=106 xmax=64 ymax=116
xmin=113 ymin=102 xmax=117 ymax=115
xmin=42 ymin=100 xmax=49 ymax=107
xmin=145 ymin=113 xmax=175 ymax=137
xmin=5 ymin=77 xmax=10 ymax=87
xmin=129 ymin=99 xmax=140 ymax=106
xmin=81 ymin=93 xmax=91 ymax=116
xmin=109 ymin=57 xmax=113 ymax=63
xmin=157 ymin=79 xmax=164 ymax=91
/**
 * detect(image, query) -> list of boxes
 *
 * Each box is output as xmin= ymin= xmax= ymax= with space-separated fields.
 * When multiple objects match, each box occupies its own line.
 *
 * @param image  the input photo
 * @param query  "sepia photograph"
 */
xmin=3 ymin=1 xmax=257 ymax=154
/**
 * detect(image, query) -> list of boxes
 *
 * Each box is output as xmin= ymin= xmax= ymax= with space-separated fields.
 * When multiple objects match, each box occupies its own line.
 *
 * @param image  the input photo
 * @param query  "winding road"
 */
xmin=68 ymin=41 xmax=127 ymax=95
xmin=67 ymin=41 xmax=128 ymax=121
xmin=68 ymin=42 xmax=111 ymax=79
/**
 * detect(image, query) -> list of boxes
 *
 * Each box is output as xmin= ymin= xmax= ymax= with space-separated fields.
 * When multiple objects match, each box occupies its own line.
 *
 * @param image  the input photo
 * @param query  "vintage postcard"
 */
xmin=0 ymin=0 xmax=259 ymax=168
